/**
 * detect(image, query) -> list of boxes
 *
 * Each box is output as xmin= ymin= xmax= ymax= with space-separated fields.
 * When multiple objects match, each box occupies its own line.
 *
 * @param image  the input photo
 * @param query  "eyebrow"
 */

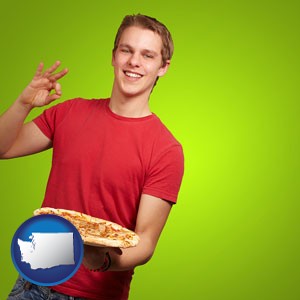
xmin=119 ymin=43 xmax=159 ymax=56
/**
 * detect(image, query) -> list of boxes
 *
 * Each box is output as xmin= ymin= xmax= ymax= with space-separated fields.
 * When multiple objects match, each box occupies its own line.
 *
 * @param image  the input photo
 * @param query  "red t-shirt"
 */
xmin=33 ymin=98 xmax=184 ymax=299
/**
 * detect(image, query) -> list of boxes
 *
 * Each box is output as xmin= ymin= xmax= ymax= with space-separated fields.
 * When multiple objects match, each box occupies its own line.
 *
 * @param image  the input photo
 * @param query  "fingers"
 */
xmin=34 ymin=61 xmax=68 ymax=81
xmin=34 ymin=62 xmax=44 ymax=78
xmin=43 ymin=60 xmax=62 ymax=77
xmin=53 ymin=82 xmax=62 ymax=96
xmin=46 ymin=93 xmax=61 ymax=104
xmin=43 ymin=82 xmax=62 ymax=104
xmin=50 ymin=68 xmax=69 ymax=81
xmin=41 ymin=61 xmax=67 ymax=102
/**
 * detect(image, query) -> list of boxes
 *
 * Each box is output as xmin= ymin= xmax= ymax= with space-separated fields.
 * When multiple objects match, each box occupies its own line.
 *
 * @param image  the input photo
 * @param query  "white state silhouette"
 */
xmin=17 ymin=232 xmax=75 ymax=270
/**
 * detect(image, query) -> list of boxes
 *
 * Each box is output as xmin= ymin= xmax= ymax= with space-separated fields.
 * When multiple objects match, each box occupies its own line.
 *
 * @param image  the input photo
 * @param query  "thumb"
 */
xmin=53 ymin=82 xmax=62 ymax=96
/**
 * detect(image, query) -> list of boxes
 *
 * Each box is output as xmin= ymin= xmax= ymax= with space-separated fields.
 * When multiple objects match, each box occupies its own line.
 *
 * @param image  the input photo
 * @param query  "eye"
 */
xmin=120 ymin=48 xmax=130 ymax=53
xmin=144 ymin=53 xmax=154 ymax=59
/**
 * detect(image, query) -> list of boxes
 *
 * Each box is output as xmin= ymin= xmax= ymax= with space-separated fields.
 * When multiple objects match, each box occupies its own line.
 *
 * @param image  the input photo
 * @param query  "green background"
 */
xmin=1 ymin=0 xmax=299 ymax=299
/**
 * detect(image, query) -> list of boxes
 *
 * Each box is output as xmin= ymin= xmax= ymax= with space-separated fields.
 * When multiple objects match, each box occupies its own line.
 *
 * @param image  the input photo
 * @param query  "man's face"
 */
xmin=112 ymin=26 xmax=169 ymax=99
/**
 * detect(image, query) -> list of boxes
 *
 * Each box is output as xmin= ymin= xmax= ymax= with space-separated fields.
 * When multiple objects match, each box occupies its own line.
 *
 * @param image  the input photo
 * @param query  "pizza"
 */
xmin=33 ymin=207 xmax=140 ymax=248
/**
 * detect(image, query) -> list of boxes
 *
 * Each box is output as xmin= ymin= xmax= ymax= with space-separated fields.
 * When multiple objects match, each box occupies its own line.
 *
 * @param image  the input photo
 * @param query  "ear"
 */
xmin=157 ymin=60 xmax=170 ymax=77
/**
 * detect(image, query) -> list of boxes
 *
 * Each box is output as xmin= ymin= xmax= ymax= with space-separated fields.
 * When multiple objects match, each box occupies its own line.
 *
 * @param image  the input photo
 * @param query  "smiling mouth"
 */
xmin=124 ymin=71 xmax=143 ymax=78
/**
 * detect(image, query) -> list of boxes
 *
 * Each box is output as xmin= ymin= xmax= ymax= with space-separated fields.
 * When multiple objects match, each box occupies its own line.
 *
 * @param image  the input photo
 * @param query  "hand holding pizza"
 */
xmin=82 ymin=245 xmax=122 ymax=271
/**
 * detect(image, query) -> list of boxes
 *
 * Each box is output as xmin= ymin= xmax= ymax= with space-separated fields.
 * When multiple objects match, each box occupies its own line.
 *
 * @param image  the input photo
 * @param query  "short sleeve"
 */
xmin=33 ymin=100 xmax=75 ymax=140
xmin=143 ymin=144 xmax=184 ymax=203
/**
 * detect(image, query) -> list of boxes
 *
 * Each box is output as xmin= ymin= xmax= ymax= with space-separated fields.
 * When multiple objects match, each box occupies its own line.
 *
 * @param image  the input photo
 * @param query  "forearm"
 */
xmin=0 ymin=99 xmax=32 ymax=156
xmin=83 ymin=196 xmax=172 ymax=272
xmin=108 ymin=196 xmax=172 ymax=271
xmin=109 ymin=236 xmax=155 ymax=271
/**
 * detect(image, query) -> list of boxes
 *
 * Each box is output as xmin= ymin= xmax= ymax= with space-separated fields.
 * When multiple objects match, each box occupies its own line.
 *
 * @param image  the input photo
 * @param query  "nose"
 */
xmin=128 ymin=52 xmax=141 ymax=67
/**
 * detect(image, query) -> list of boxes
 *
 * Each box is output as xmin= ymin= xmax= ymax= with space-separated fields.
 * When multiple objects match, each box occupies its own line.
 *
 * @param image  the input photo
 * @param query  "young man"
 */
xmin=2 ymin=14 xmax=184 ymax=299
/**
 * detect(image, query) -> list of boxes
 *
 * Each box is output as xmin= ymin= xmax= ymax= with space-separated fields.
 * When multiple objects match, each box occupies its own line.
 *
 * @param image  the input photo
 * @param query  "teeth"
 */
xmin=125 ymin=71 xmax=142 ymax=78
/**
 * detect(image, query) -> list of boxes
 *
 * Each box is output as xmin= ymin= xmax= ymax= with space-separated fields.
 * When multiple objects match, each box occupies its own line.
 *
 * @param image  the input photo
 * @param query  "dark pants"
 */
xmin=7 ymin=277 xmax=86 ymax=300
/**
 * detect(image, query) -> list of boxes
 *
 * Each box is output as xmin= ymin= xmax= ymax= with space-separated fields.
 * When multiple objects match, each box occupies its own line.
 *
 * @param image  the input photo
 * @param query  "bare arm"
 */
xmin=83 ymin=194 xmax=173 ymax=271
xmin=0 ymin=61 xmax=68 ymax=158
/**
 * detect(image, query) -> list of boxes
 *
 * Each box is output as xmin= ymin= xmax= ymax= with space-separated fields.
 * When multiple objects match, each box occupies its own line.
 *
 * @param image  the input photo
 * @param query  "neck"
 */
xmin=109 ymin=86 xmax=152 ymax=118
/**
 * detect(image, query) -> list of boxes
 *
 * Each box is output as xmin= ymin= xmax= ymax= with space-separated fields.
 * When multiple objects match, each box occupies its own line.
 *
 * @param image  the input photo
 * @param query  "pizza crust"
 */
xmin=33 ymin=207 xmax=140 ymax=248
